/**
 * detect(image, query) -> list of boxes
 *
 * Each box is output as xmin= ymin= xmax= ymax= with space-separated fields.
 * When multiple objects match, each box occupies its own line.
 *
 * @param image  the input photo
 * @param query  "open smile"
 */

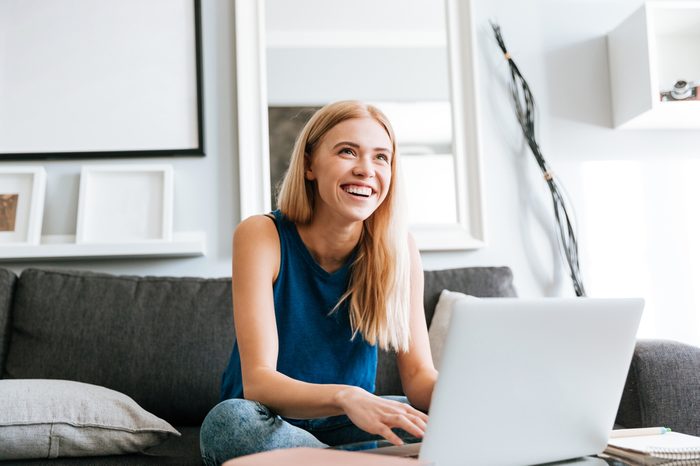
xmin=341 ymin=184 xmax=375 ymax=198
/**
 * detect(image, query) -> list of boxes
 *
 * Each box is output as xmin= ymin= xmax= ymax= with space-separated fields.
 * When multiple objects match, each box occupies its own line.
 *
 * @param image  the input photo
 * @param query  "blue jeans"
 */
xmin=199 ymin=396 xmax=412 ymax=466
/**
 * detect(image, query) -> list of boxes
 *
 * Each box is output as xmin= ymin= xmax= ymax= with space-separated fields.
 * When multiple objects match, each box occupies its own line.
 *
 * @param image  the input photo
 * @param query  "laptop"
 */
xmin=338 ymin=297 xmax=644 ymax=466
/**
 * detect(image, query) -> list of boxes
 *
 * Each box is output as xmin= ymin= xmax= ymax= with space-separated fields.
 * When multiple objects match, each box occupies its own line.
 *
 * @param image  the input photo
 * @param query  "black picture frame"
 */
xmin=0 ymin=0 xmax=205 ymax=161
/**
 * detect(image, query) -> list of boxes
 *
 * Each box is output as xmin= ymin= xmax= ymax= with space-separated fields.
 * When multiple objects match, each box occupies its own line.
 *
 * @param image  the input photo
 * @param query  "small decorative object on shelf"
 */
xmin=490 ymin=22 xmax=586 ymax=297
xmin=76 ymin=165 xmax=174 ymax=244
xmin=0 ymin=167 xmax=46 ymax=246
xmin=660 ymin=79 xmax=700 ymax=102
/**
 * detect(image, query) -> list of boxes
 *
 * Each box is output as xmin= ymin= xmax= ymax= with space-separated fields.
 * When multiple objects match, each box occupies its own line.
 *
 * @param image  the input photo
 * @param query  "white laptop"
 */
xmin=343 ymin=297 xmax=644 ymax=466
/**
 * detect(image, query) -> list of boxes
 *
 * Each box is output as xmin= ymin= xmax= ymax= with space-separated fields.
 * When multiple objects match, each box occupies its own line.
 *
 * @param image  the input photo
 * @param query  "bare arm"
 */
xmin=396 ymin=234 xmax=439 ymax=411
xmin=233 ymin=217 xmax=428 ymax=443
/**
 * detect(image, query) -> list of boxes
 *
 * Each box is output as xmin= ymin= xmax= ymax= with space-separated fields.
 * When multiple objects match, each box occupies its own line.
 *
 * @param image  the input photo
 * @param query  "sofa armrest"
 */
xmin=616 ymin=339 xmax=700 ymax=435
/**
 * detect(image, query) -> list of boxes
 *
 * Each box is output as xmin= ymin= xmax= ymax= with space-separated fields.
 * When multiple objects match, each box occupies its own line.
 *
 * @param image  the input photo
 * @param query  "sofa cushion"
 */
xmin=0 ymin=379 xmax=179 ymax=460
xmin=3 ymin=268 xmax=234 ymax=426
xmin=0 ymin=267 xmax=17 ymax=378
xmin=421 ymin=266 xmax=517 ymax=326
xmin=375 ymin=266 xmax=517 ymax=396
xmin=616 ymin=339 xmax=700 ymax=436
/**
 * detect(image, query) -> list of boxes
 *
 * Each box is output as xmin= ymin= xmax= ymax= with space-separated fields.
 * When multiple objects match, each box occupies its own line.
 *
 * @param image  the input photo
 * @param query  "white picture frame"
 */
xmin=76 ymin=165 xmax=174 ymax=244
xmin=0 ymin=167 xmax=46 ymax=246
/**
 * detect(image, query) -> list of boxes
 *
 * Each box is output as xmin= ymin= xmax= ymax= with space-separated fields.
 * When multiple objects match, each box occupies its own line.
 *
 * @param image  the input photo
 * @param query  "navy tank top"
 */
xmin=220 ymin=210 xmax=378 ymax=405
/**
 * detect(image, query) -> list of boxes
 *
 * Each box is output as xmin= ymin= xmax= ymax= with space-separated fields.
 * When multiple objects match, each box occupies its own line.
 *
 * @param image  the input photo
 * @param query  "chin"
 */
xmin=340 ymin=206 xmax=378 ymax=223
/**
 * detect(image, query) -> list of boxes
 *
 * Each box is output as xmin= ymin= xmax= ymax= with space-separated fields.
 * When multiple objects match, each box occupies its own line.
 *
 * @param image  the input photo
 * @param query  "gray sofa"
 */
xmin=0 ymin=266 xmax=698 ymax=465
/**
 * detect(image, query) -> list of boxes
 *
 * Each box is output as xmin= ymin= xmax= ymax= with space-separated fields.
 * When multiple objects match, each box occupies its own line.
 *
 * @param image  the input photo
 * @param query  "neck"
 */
xmin=296 ymin=214 xmax=363 ymax=273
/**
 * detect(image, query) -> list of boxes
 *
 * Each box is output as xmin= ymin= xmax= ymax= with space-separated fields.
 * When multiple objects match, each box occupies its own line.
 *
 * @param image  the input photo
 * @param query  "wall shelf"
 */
xmin=608 ymin=1 xmax=700 ymax=129
xmin=0 ymin=231 xmax=206 ymax=262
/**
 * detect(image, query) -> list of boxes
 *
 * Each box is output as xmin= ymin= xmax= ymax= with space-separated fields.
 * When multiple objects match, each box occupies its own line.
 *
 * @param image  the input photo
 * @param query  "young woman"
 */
xmin=200 ymin=101 xmax=438 ymax=465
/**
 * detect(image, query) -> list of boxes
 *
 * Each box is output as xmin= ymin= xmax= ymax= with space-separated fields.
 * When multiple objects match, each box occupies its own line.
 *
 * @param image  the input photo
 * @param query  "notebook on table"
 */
xmin=606 ymin=431 xmax=700 ymax=464
xmin=336 ymin=297 xmax=644 ymax=466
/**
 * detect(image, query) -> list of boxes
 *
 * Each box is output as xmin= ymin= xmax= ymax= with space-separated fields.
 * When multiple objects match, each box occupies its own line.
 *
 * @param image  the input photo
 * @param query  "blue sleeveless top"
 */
xmin=220 ymin=210 xmax=378 ymax=407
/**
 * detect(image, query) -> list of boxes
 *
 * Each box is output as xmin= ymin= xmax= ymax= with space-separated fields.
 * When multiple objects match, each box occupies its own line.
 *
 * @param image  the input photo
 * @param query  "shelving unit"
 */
xmin=608 ymin=1 xmax=700 ymax=128
xmin=0 ymin=231 xmax=206 ymax=262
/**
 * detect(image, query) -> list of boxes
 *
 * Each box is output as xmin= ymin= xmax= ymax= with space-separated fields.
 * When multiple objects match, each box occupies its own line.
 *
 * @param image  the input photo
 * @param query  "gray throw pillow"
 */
xmin=0 ymin=379 xmax=180 ymax=460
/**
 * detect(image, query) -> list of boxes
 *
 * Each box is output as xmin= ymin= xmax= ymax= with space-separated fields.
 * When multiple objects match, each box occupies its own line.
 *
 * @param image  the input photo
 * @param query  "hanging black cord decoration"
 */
xmin=490 ymin=22 xmax=586 ymax=297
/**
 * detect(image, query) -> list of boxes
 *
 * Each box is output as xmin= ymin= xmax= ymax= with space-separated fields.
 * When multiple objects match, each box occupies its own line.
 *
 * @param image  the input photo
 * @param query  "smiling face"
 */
xmin=305 ymin=117 xmax=393 ymax=224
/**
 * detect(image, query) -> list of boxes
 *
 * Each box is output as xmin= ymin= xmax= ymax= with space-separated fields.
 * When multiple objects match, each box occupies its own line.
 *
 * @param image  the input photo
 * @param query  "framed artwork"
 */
xmin=76 ymin=165 xmax=174 ymax=243
xmin=0 ymin=0 xmax=204 ymax=160
xmin=0 ymin=167 xmax=47 ymax=246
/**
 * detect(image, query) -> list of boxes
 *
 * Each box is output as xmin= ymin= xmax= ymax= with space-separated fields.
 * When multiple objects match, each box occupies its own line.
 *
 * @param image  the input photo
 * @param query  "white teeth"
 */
xmin=343 ymin=185 xmax=372 ymax=197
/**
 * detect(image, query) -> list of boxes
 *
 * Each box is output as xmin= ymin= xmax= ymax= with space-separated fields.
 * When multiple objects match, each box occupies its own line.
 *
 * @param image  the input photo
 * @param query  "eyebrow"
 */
xmin=332 ymin=141 xmax=393 ymax=154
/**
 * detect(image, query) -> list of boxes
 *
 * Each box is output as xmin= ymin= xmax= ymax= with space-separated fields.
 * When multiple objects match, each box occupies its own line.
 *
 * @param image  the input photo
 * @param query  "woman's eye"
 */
xmin=377 ymin=154 xmax=389 ymax=162
xmin=340 ymin=148 xmax=355 ymax=156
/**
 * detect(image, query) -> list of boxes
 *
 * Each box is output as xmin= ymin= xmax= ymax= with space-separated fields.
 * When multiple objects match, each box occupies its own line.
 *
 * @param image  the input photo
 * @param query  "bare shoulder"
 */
xmin=233 ymin=215 xmax=281 ymax=278
xmin=234 ymin=214 xmax=278 ymax=244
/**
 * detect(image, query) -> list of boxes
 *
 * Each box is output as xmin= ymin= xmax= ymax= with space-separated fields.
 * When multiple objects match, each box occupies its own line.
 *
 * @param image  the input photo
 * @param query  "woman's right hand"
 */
xmin=334 ymin=386 xmax=429 ymax=445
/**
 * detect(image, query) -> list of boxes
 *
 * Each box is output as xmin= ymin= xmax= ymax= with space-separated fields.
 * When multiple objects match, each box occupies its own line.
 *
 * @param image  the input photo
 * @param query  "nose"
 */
xmin=352 ymin=155 xmax=375 ymax=178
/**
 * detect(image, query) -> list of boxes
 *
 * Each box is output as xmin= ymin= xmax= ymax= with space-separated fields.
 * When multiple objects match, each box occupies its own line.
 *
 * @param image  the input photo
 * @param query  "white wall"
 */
xmin=5 ymin=0 xmax=700 ymax=346
xmin=439 ymin=0 xmax=700 ymax=346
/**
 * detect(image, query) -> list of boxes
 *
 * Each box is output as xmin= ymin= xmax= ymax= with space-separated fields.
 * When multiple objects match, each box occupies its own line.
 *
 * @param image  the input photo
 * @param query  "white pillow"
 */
xmin=0 ymin=379 xmax=180 ymax=460
xmin=428 ymin=290 xmax=478 ymax=370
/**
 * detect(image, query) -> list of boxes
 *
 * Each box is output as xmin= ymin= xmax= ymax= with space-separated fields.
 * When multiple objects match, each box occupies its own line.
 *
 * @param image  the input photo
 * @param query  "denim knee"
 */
xmin=200 ymin=399 xmax=268 ymax=464
xmin=200 ymin=398 xmax=324 ymax=465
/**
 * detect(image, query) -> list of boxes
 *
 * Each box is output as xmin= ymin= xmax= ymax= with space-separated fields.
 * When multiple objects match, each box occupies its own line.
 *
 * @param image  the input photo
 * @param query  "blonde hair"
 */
xmin=277 ymin=101 xmax=411 ymax=352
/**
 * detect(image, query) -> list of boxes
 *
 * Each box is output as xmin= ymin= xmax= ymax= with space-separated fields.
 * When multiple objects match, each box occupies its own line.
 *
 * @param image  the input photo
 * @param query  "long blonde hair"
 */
xmin=277 ymin=101 xmax=411 ymax=352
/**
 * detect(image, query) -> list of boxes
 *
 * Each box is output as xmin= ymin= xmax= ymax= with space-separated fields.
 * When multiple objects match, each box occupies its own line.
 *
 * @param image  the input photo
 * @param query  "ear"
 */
xmin=304 ymin=153 xmax=315 ymax=180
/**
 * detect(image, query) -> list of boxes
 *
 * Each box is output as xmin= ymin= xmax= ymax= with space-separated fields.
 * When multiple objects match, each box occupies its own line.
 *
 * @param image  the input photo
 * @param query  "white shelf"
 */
xmin=0 ymin=231 xmax=206 ymax=261
xmin=608 ymin=1 xmax=700 ymax=128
